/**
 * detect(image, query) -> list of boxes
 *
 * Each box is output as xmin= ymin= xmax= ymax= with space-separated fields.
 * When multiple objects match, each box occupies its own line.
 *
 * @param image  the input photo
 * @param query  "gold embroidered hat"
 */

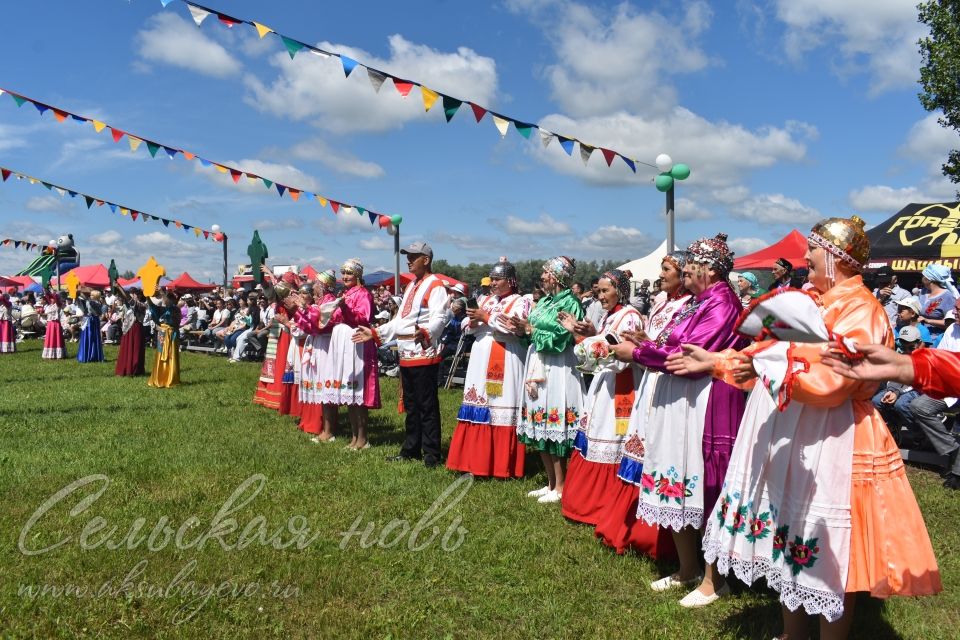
xmin=808 ymin=215 xmax=870 ymax=271
xmin=340 ymin=258 xmax=364 ymax=278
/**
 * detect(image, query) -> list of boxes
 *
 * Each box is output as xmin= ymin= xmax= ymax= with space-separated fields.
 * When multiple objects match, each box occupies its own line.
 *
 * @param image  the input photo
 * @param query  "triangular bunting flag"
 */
xmin=183 ymin=224 xmax=192 ymax=232
xmin=442 ymin=95 xmax=462 ymax=122
xmin=70 ymin=114 xmax=87 ymax=123
xmin=67 ymin=191 xmax=77 ymax=198
xmin=558 ymin=136 xmax=575 ymax=156
xmin=213 ymin=164 xmax=228 ymax=173
xmin=120 ymin=207 xmax=129 ymax=216
xmin=40 ymin=182 xmax=53 ymax=191
xmin=160 ymin=0 xmax=175 ymax=6
xmin=9 ymin=93 xmax=27 ymax=107
xmin=281 ymin=35 xmax=305 ymax=59
xmin=131 ymin=212 xmax=139 ymax=221
xmin=188 ymin=5 xmax=211 ymax=27
xmin=579 ymin=143 xmax=595 ymax=165
xmin=261 ymin=177 xmax=273 ymax=189
xmin=341 ymin=55 xmax=359 ymax=77
xmin=367 ymin=211 xmax=377 ymax=225
xmin=600 ymin=148 xmax=616 ymax=167
xmin=367 ymin=68 xmax=387 ymax=92
xmin=33 ymin=102 xmax=49 ymax=116
xmin=276 ymin=184 xmax=287 ymax=197
xmin=421 ymin=86 xmax=439 ymax=112
xmin=539 ymin=129 xmax=554 ymax=148
xmin=14 ymin=241 xmax=20 ymax=248
xmin=83 ymin=196 xmax=94 ymax=208
xmin=162 ymin=219 xmax=170 ymax=227
xmin=620 ymin=155 xmax=636 ymax=173
xmin=91 ymin=120 xmax=107 ymax=133
xmin=54 ymin=187 xmax=66 ymax=197
xmin=492 ymin=115 xmax=510 ymax=137
xmin=288 ymin=189 xmax=301 ymax=202
xmin=393 ymin=80 xmax=414 ymax=97
xmin=163 ymin=146 xmax=179 ymax=159
xmin=110 ymin=128 xmax=125 ymax=143
xmin=128 ymin=136 xmax=143 ymax=152
xmin=513 ymin=121 xmax=535 ymax=139
xmin=253 ymin=22 xmax=273 ymax=39
xmin=469 ymin=102 xmax=487 ymax=122
xmin=194 ymin=227 xmax=202 ymax=237
xmin=203 ymin=230 xmax=210 ymax=239
xmin=198 ymin=157 xmax=212 ymax=167
xmin=330 ymin=201 xmax=340 ymax=214
xmin=109 ymin=204 xmax=117 ymax=213
xmin=229 ymin=169 xmax=242 ymax=184
xmin=182 ymin=151 xmax=195 ymax=160
xmin=316 ymin=195 xmax=328 ymax=207
xmin=175 ymin=221 xmax=183 ymax=229
xmin=1 ymin=169 xmax=10 ymax=182
xmin=52 ymin=109 xmax=68 ymax=123
xmin=217 ymin=13 xmax=241 ymax=28
xmin=146 ymin=141 xmax=160 ymax=157
xmin=356 ymin=206 xmax=366 ymax=215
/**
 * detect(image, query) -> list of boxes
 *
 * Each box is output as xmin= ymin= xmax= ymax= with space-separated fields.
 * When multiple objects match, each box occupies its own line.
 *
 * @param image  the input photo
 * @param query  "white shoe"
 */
xmin=309 ymin=436 xmax=321 ymax=444
xmin=527 ymin=486 xmax=552 ymax=498
xmin=678 ymin=583 xmax=730 ymax=608
xmin=650 ymin=573 xmax=703 ymax=592
xmin=537 ymin=490 xmax=561 ymax=504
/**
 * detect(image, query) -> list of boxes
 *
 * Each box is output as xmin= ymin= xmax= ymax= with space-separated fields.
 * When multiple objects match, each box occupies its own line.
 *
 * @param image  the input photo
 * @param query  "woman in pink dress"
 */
xmin=320 ymin=259 xmax=381 ymax=449
xmin=0 ymin=293 xmax=14 ymax=353
xmin=41 ymin=290 xmax=66 ymax=359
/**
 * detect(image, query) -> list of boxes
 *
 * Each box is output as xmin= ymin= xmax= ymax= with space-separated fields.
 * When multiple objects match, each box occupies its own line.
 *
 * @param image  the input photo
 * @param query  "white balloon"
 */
xmin=211 ymin=224 xmax=221 ymax=232
xmin=655 ymin=153 xmax=673 ymax=172
xmin=386 ymin=224 xmax=396 ymax=236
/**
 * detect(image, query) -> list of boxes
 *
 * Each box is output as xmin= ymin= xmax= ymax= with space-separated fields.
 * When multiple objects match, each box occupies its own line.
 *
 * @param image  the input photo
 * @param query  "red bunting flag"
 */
xmin=393 ymin=80 xmax=414 ymax=97
xmin=600 ymin=148 xmax=616 ymax=167
xmin=469 ymin=103 xmax=487 ymax=122
xmin=230 ymin=169 xmax=242 ymax=183
xmin=330 ymin=201 xmax=340 ymax=214
xmin=1 ymin=169 xmax=9 ymax=182
xmin=110 ymin=128 xmax=125 ymax=143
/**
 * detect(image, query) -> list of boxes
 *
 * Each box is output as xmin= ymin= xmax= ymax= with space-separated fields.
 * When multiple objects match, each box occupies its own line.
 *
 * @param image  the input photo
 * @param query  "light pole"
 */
xmin=386 ymin=216 xmax=403 ymax=295
xmin=654 ymin=154 xmax=691 ymax=251
xmin=211 ymin=224 xmax=228 ymax=291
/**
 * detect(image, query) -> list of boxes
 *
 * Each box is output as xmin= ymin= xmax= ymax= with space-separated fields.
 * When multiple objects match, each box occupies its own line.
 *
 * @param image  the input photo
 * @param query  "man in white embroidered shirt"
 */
xmin=354 ymin=241 xmax=450 ymax=467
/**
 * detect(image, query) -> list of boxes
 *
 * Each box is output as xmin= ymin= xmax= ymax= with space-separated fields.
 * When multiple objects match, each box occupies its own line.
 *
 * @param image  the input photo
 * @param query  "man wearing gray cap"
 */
xmin=354 ymin=241 xmax=450 ymax=467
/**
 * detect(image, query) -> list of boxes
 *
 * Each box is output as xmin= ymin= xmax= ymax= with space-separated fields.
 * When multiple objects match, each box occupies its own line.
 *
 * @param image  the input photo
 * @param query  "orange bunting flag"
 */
xmin=52 ymin=109 xmax=68 ymax=123
xmin=175 ymin=221 xmax=183 ymax=229
xmin=288 ymin=188 xmax=301 ymax=202
xmin=182 ymin=151 xmax=195 ymax=160
xmin=421 ymin=86 xmax=439 ymax=112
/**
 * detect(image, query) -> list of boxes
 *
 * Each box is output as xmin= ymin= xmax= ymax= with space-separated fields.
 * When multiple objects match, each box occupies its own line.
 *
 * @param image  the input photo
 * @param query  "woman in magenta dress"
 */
xmin=0 ymin=293 xmax=14 ymax=353
xmin=320 ymin=259 xmax=381 ymax=449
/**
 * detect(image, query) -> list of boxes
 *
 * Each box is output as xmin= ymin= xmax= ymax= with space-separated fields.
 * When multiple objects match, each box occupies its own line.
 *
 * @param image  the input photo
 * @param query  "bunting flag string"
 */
xmin=0 ymin=86 xmax=397 ymax=232
xmin=162 ymin=0 xmax=659 ymax=175
xmin=0 ymin=164 xmax=220 ymax=242
xmin=0 ymin=237 xmax=44 ymax=252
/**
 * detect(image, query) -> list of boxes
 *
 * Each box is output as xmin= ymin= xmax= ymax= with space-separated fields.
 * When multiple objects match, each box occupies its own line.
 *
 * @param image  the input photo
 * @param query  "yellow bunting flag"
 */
xmin=120 ymin=208 xmax=130 ymax=216
xmin=64 ymin=271 xmax=81 ymax=300
xmin=128 ymin=136 xmax=143 ymax=152
xmin=214 ymin=164 xmax=229 ymax=173
xmin=193 ymin=227 xmax=202 ymax=237
xmin=492 ymin=115 xmax=510 ymax=137
xmin=253 ymin=22 xmax=273 ymax=39
xmin=421 ymin=86 xmax=439 ymax=112
xmin=91 ymin=120 xmax=107 ymax=133
xmin=136 ymin=256 xmax=165 ymax=298
xmin=316 ymin=195 xmax=328 ymax=207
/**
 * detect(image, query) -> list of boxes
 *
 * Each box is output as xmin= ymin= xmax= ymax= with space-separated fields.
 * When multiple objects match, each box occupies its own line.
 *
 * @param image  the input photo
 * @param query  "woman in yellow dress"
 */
xmin=147 ymin=291 xmax=180 ymax=388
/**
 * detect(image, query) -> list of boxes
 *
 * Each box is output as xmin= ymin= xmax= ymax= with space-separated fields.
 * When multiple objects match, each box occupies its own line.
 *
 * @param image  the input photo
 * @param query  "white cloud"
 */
xmin=195 ymin=159 xmax=320 ymax=195
xmin=136 ymin=13 xmax=241 ymax=78
xmin=431 ymin=232 xmax=502 ymax=252
xmin=848 ymin=185 xmax=939 ymax=213
xmin=253 ymin=218 xmax=305 ymax=231
xmin=675 ymin=197 xmax=712 ymax=220
xmin=709 ymin=185 xmax=751 ymax=205
xmin=773 ymin=0 xmax=925 ymax=95
xmin=730 ymin=193 xmax=822 ymax=225
xmin=579 ymin=225 xmax=655 ymax=259
xmin=0 ymin=123 xmax=28 ymax=152
xmin=359 ymin=236 xmax=392 ymax=251
xmin=89 ymin=231 xmax=123 ymax=246
xmin=493 ymin=213 xmax=572 ymax=236
xmin=289 ymin=139 xmax=385 ymax=178
xmin=25 ymin=196 xmax=74 ymax=214
xmin=509 ymin=0 xmax=713 ymax=117
xmin=243 ymin=34 xmax=498 ymax=133
xmin=899 ymin=113 xmax=960 ymax=173
xmin=728 ymin=237 xmax=769 ymax=255
xmin=534 ymin=108 xmax=813 ymax=187
xmin=313 ymin=210 xmax=381 ymax=235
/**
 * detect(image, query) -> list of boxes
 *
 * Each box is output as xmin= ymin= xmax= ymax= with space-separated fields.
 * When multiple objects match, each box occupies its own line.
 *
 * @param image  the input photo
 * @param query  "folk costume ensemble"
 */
xmin=0 ymin=295 xmax=14 ymax=353
xmin=562 ymin=301 xmax=642 ymax=524
xmin=147 ymin=299 xmax=180 ymax=388
xmin=517 ymin=286 xmax=585 ymax=457
xmin=373 ymin=271 xmax=450 ymax=463
xmin=253 ymin=302 xmax=290 ymax=411
xmin=297 ymin=290 xmax=336 ymax=435
xmin=321 ymin=280 xmax=381 ymax=409
xmin=76 ymin=296 xmax=105 ymax=363
xmin=702 ymin=217 xmax=941 ymax=622
xmin=632 ymin=235 xmax=746 ymax=533
xmin=447 ymin=290 xmax=532 ymax=478
xmin=42 ymin=296 xmax=66 ymax=359
xmin=115 ymin=298 xmax=146 ymax=376
xmin=593 ymin=283 xmax=691 ymax=557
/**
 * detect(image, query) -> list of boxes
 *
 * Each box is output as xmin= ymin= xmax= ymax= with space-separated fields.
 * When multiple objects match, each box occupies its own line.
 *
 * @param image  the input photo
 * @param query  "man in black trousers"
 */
xmin=354 ymin=241 xmax=450 ymax=467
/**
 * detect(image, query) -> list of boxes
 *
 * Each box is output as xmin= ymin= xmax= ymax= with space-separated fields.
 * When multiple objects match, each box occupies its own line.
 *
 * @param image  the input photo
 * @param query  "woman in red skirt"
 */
xmin=114 ymin=287 xmax=146 ymax=376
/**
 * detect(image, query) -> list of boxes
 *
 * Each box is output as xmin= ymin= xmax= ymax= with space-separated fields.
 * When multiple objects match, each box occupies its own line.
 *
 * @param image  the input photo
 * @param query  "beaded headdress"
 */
xmin=601 ymin=269 xmax=633 ymax=304
xmin=543 ymin=255 xmax=576 ymax=287
xmin=687 ymin=233 xmax=735 ymax=277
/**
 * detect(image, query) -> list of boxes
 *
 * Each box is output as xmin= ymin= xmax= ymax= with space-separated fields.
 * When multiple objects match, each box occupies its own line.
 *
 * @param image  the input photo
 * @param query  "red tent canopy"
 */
xmin=117 ymin=276 xmax=140 ymax=287
xmin=1 ymin=275 xmax=35 ymax=290
xmin=57 ymin=264 xmax=110 ymax=288
xmin=167 ymin=272 xmax=217 ymax=292
xmin=299 ymin=264 xmax=318 ymax=279
xmin=376 ymin=273 xmax=469 ymax=295
xmin=733 ymin=230 xmax=808 ymax=270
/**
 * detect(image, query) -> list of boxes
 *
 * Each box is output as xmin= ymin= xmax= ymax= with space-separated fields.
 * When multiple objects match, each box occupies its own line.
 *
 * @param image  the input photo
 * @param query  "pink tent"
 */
xmin=167 ymin=272 xmax=217 ymax=292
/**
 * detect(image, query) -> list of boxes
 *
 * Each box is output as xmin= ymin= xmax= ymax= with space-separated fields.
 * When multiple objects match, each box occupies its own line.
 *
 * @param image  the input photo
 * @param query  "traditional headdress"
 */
xmin=663 ymin=250 xmax=690 ymax=272
xmin=739 ymin=272 xmax=759 ymax=288
xmin=340 ymin=258 xmax=364 ymax=278
xmin=299 ymin=282 xmax=315 ymax=296
xmin=922 ymin=263 xmax=960 ymax=297
xmin=774 ymin=257 xmax=793 ymax=274
xmin=280 ymin=271 xmax=300 ymax=286
xmin=316 ymin=269 xmax=337 ymax=286
xmin=687 ymin=233 xmax=735 ymax=277
xmin=601 ymin=268 xmax=633 ymax=304
xmin=489 ymin=256 xmax=517 ymax=291
xmin=543 ymin=255 xmax=576 ymax=287
xmin=808 ymin=216 xmax=869 ymax=287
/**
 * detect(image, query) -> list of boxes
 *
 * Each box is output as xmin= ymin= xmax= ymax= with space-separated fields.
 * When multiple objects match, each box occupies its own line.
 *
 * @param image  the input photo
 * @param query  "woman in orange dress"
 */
xmin=670 ymin=216 xmax=941 ymax=639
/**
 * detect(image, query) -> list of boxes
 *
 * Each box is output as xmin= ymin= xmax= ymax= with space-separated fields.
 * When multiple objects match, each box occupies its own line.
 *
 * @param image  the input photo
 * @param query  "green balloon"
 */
xmin=655 ymin=173 xmax=674 ymax=192
xmin=670 ymin=163 xmax=691 ymax=180
xmin=391 ymin=215 xmax=403 ymax=226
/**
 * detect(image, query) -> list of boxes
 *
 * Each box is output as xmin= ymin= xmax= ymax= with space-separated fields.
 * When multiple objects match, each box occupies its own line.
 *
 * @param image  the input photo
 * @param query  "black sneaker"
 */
xmin=943 ymin=474 xmax=960 ymax=490
xmin=386 ymin=454 xmax=418 ymax=463
xmin=423 ymin=457 xmax=442 ymax=468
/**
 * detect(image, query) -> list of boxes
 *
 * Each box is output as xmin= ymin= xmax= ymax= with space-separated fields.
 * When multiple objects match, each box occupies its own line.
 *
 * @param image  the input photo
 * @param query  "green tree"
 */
xmin=918 ymin=0 xmax=960 ymax=189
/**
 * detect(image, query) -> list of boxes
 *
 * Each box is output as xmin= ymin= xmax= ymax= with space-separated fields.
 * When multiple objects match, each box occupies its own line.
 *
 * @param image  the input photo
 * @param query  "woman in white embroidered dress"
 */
xmin=446 ymin=257 xmax=531 ymax=478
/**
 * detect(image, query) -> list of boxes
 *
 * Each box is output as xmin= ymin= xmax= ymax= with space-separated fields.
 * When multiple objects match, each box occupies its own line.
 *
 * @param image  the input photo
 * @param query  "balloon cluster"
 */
xmin=383 ymin=214 xmax=403 ymax=236
xmin=654 ymin=154 xmax=691 ymax=192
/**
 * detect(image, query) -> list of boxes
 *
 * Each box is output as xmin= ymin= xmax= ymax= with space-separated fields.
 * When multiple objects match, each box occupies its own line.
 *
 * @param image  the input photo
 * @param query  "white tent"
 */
xmin=617 ymin=240 xmax=678 ymax=283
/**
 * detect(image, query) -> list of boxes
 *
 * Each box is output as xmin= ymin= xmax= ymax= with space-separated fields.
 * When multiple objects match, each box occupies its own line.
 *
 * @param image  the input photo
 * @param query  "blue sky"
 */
xmin=0 ymin=0 xmax=955 ymax=282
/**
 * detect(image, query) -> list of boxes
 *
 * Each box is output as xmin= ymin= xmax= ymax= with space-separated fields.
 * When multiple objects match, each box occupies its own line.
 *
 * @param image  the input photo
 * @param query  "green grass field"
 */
xmin=1 ymin=340 xmax=958 ymax=639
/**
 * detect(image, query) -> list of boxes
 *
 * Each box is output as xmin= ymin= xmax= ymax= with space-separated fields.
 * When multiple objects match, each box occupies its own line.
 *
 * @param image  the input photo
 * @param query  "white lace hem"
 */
xmin=703 ymin=537 xmax=845 ymax=623
xmin=637 ymin=502 xmax=703 ymax=532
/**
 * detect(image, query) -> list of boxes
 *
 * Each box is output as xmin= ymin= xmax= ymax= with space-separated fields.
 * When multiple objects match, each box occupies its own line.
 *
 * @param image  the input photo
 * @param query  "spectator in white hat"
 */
xmin=895 ymin=297 xmax=932 ymax=346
